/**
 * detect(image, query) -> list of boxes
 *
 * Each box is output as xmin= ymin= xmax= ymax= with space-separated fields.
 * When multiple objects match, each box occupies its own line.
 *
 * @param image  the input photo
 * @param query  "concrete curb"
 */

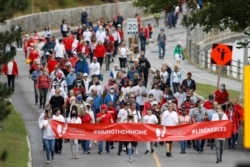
xmin=27 ymin=135 xmax=32 ymax=167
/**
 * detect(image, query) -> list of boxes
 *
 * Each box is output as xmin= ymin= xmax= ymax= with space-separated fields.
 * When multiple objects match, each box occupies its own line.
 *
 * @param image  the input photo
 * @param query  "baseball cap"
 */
xmin=151 ymin=101 xmax=158 ymax=106
xmin=83 ymin=73 xmax=88 ymax=77
xmin=101 ymin=104 xmax=107 ymax=110
xmin=86 ymin=96 xmax=94 ymax=102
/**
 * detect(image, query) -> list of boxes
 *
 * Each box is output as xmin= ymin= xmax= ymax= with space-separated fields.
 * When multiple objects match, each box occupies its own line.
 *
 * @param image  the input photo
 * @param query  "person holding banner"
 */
xmin=66 ymin=106 xmax=82 ymax=159
xmin=161 ymin=102 xmax=178 ymax=157
xmin=211 ymin=105 xmax=228 ymax=163
xmin=96 ymin=105 xmax=114 ymax=154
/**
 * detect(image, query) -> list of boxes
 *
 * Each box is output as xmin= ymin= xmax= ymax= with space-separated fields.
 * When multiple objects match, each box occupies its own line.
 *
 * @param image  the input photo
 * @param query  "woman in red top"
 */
xmin=36 ymin=68 xmax=51 ymax=108
xmin=94 ymin=41 xmax=106 ymax=68
xmin=2 ymin=58 xmax=19 ymax=90
xmin=76 ymin=40 xmax=89 ymax=56
xmin=28 ymin=45 xmax=40 ymax=66
xmin=225 ymin=102 xmax=239 ymax=149
xmin=47 ymin=54 xmax=58 ymax=74
xmin=214 ymin=83 xmax=229 ymax=111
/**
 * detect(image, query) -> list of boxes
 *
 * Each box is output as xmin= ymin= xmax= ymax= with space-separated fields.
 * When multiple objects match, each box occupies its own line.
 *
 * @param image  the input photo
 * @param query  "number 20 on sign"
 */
xmin=127 ymin=18 xmax=138 ymax=34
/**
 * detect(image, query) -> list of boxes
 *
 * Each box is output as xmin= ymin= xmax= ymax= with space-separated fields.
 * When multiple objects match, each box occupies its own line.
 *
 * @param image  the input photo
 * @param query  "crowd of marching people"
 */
xmin=1 ymin=2 xmax=244 ymax=165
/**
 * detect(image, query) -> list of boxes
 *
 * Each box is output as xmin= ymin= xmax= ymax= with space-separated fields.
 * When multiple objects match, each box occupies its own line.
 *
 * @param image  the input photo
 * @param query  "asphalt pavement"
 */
xmin=2 ymin=16 xmax=248 ymax=167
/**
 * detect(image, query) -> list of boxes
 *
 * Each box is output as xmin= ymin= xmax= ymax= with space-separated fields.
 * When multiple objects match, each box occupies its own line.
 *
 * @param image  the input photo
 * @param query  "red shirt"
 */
xmin=28 ymin=50 xmax=39 ymax=62
xmin=69 ymin=57 xmax=79 ymax=68
xmin=139 ymin=27 xmax=149 ymax=39
xmin=76 ymin=43 xmax=89 ymax=55
xmin=117 ymin=30 xmax=124 ymax=41
xmin=80 ymin=113 xmax=92 ymax=124
xmin=215 ymin=89 xmax=229 ymax=104
xmin=63 ymin=37 xmax=74 ymax=51
xmin=2 ymin=60 xmax=18 ymax=76
xmin=47 ymin=59 xmax=58 ymax=74
xmin=94 ymin=45 xmax=106 ymax=58
xmin=73 ymin=87 xmax=85 ymax=95
xmin=203 ymin=100 xmax=213 ymax=110
xmin=234 ymin=103 xmax=244 ymax=121
xmin=142 ymin=101 xmax=151 ymax=116
xmin=36 ymin=75 xmax=50 ymax=89
xmin=107 ymin=107 xmax=117 ymax=122
xmin=97 ymin=112 xmax=113 ymax=124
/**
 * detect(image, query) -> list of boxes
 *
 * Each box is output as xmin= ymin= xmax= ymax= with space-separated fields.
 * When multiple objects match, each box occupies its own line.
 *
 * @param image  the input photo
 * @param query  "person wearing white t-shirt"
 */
xmin=89 ymin=81 xmax=103 ymax=97
xmin=174 ymin=85 xmax=186 ymax=108
xmin=161 ymin=103 xmax=178 ymax=157
xmin=117 ymin=102 xmax=130 ymax=155
xmin=143 ymin=108 xmax=158 ymax=155
xmin=134 ymin=79 xmax=147 ymax=111
xmin=124 ymin=80 xmax=136 ymax=98
xmin=54 ymin=39 xmax=65 ymax=61
xmin=89 ymin=57 xmax=101 ymax=78
xmin=83 ymin=28 xmax=92 ymax=45
xmin=127 ymin=102 xmax=141 ymax=123
xmin=95 ymin=26 xmax=106 ymax=43
xmin=148 ymin=83 xmax=163 ymax=103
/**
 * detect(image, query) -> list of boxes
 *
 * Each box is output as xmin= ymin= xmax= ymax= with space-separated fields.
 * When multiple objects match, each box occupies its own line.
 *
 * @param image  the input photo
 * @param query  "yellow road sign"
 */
xmin=244 ymin=66 xmax=250 ymax=148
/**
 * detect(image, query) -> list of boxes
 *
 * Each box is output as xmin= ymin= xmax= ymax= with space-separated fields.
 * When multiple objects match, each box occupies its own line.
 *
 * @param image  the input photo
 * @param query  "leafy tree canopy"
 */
xmin=185 ymin=0 xmax=250 ymax=33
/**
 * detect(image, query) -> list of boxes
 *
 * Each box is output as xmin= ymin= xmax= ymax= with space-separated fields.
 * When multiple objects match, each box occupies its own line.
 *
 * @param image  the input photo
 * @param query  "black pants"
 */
xmin=97 ymin=57 xmax=104 ymax=69
xmin=7 ymin=75 xmax=15 ymax=90
xmin=55 ymin=138 xmax=63 ymax=153
xmin=114 ymin=40 xmax=119 ymax=57
xmin=39 ymin=88 xmax=48 ymax=108
xmin=143 ymin=73 xmax=149 ymax=88
xmin=119 ymin=57 xmax=127 ymax=68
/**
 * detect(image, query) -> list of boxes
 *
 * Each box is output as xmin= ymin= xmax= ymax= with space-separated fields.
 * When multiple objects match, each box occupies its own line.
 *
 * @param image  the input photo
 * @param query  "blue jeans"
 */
xmin=43 ymin=138 xmax=55 ymax=161
xmin=140 ymin=38 xmax=146 ymax=51
xmin=196 ymin=139 xmax=205 ymax=151
xmin=81 ymin=140 xmax=90 ymax=152
xmin=228 ymin=133 xmax=236 ymax=148
xmin=158 ymin=42 xmax=165 ymax=58
xmin=180 ymin=140 xmax=187 ymax=152
xmin=98 ymin=141 xmax=110 ymax=153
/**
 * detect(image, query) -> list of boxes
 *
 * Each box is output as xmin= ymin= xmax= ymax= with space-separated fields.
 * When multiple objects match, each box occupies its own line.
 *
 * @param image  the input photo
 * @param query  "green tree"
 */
xmin=0 ymin=0 xmax=29 ymax=162
xmin=184 ymin=0 xmax=250 ymax=33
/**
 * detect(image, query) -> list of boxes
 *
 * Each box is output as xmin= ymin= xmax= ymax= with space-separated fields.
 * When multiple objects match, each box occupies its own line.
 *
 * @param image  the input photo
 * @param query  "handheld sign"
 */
xmin=211 ymin=44 xmax=233 ymax=66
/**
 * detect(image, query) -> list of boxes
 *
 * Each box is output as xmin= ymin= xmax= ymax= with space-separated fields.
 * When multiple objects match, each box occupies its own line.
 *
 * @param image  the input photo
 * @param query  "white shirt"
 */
xmin=66 ymin=117 xmax=82 ymax=124
xmin=124 ymin=86 xmax=135 ymax=97
xmin=52 ymin=115 xmax=65 ymax=123
xmin=112 ymin=31 xmax=121 ymax=43
xmin=83 ymin=78 xmax=91 ymax=95
xmin=211 ymin=112 xmax=228 ymax=140
xmin=7 ymin=61 xmax=13 ymax=75
xmin=86 ymin=109 xmax=95 ymax=124
xmin=54 ymin=43 xmax=65 ymax=58
xmin=174 ymin=91 xmax=186 ymax=108
xmin=95 ymin=30 xmax=106 ymax=43
xmin=143 ymin=114 xmax=158 ymax=124
xmin=89 ymin=62 xmax=100 ymax=75
xmin=127 ymin=109 xmax=141 ymax=123
xmin=161 ymin=110 xmax=178 ymax=126
xmin=83 ymin=31 xmax=92 ymax=42
xmin=118 ymin=47 xmax=128 ymax=58
xmin=133 ymin=85 xmax=147 ymax=105
xmin=148 ymin=89 xmax=163 ymax=103
xmin=117 ymin=108 xmax=129 ymax=123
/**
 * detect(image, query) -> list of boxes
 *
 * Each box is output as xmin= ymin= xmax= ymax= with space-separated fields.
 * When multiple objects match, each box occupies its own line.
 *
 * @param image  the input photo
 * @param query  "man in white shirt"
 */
xmin=89 ymin=57 xmax=101 ymax=79
xmin=133 ymin=79 xmax=147 ymax=111
xmin=95 ymin=26 xmax=106 ymax=43
xmin=54 ymin=39 xmax=65 ymax=62
xmin=148 ymin=82 xmax=163 ymax=103
xmin=174 ymin=85 xmax=186 ymax=108
xmin=83 ymin=28 xmax=92 ymax=45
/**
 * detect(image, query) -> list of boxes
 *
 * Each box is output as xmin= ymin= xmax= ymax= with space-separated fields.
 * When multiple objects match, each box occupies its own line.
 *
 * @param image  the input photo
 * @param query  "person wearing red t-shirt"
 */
xmin=214 ymin=83 xmax=229 ymax=111
xmin=139 ymin=23 xmax=149 ymax=51
xmin=47 ymin=54 xmax=58 ymax=74
xmin=106 ymin=101 xmax=117 ymax=149
xmin=69 ymin=52 xmax=79 ymax=68
xmin=203 ymin=94 xmax=214 ymax=110
xmin=94 ymin=41 xmax=106 ymax=69
xmin=117 ymin=26 xmax=124 ymax=42
xmin=63 ymin=33 xmax=74 ymax=57
xmin=76 ymin=40 xmax=89 ymax=56
xmin=97 ymin=105 xmax=113 ymax=154
xmin=233 ymin=97 xmax=243 ymax=145
xmin=79 ymin=107 xmax=92 ymax=154
xmin=2 ymin=58 xmax=19 ymax=90
xmin=148 ymin=24 xmax=153 ymax=40
xmin=135 ymin=13 xmax=141 ymax=32
xmin=28 ymin=45 xmax=40 ymax=66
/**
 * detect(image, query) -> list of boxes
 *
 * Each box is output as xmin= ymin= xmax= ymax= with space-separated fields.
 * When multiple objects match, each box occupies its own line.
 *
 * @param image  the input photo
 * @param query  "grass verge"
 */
xmin=196 ymin=83 xmax=241 ymax=100
xmin=0 ymin=105 xmax=28 ymax=167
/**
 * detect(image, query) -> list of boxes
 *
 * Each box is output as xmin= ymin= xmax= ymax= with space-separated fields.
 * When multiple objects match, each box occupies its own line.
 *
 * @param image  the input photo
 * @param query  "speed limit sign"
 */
xmin=127 ymin=18 xmax=138 ymax=34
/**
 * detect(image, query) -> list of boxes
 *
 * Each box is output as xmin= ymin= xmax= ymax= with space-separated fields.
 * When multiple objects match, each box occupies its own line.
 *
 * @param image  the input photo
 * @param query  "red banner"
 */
xmin=51 ymin=120 xmax=232 ymax=142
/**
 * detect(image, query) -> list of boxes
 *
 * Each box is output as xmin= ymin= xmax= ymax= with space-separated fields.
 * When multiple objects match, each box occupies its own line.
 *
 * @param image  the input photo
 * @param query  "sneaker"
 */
xmin=144 ymin=150 xmax=149 ymax=155
xmin=235 ymin=141 xmax=238 ymax=145
xmin=75 ymin=155 xmax=79 ymax=159
xmin=117 ymin=152 xmax=121 ymax=156
xmin=151 ymin=149 xmax=154 ymax=153
xmin=110 ymin=145 xmax=114 ymax=149
xmin=129 ymin=157 xmax=133 ymax=162
xmin=97 ymin=151 xmax=102 ymax=155
xmin=85 ymin=151 xmax=90 ymax=154
xmin=46 ymin=161 xmax=50 ymax=164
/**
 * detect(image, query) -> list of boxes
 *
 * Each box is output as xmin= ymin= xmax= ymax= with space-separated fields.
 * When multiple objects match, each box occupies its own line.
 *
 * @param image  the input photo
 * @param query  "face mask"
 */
xmin=149 ymin=97 xmax=153 ymax=101
xmin=200 ymin=103 xmax=204 ymax=107
xmin=96 ymin=82 xmax=100 ymax=85
xmin=110 ymin=89 xmax=114 ymax=93
xmin=182 ymin=112 xmax=186 ymax=116
xmin=71 ymin=113 xmax=76 ymax=117
xmin=77 ymin=83 xmax=81 ymax=87
xmin=77 ymin=95 xmax=82 ymax=101
xmin=57 ymin=76 xmax=62 ymax=79
xmin=80 ymin=58 xmax=83 ymax=61
xmin=220 ymin=86 xmax=225 ymax=90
